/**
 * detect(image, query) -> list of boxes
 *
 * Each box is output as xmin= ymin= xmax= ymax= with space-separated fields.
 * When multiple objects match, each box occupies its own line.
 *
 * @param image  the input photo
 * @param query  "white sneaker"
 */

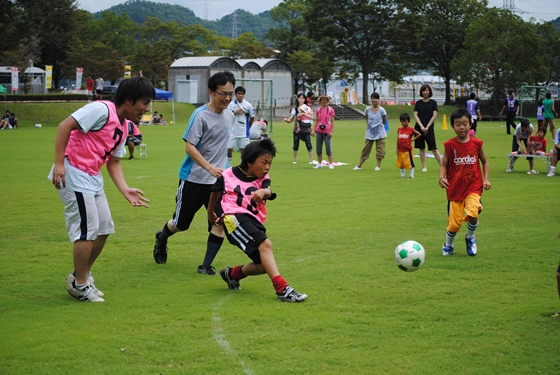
xmin=506 ymin=168 xmax=514 ymax=173
xmin=527 ymin=170 xmax=539 ymax=175
xmin=308 ymin=161 xmax=314 ymax=164
xmin=353 ymin=166 xmax=361 ymax=170
xmin=293 ymin=161 xmax=297 ymax=164
xmin=547 ymin=169 xmax=556 ymax=177
xmin=67 ymin=282 xmax=105 ymax=302
xmin=66 ymin=272 xmax=104 ymax=297
xmin=313 ymin=164 xmax=323 ymax=169
xmin=422 ymin=168 xmax=428 ymax=172
xmin=374 ymin=166 xmax=381 ymax=171
xmin=328 ymin=164 xmax=334 ymax=169
xmin=87 ymin=274 xmax=104 ymax=297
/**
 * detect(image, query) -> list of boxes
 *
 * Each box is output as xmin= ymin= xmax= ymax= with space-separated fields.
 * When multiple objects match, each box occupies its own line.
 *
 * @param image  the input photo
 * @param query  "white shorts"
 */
xmin=85 ymin=89 xmax=93 ymax=96
xmin=57 ymin=188 xmax=115 ymax=242
xmin=228 ymin=136 xmax=249 ymax=151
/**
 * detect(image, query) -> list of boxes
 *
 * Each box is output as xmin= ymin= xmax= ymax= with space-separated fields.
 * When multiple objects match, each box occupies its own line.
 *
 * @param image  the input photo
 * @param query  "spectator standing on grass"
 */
xmin=466 ymin=93 xmax=482 ymax=133
xmin=537 ymin=100 xmax=544 ymax=128
xmin=126 ymin=121 xmax=143 ymax=160
xmin=85 ymin=75 xmax=94 ymax=102
xmin=506 ymin=118 xmax=534 ymax=173
xmin=95 ymin=76 xmax=104 ymax=100
xmin=227 ymin=86 xmax=254 ymax=167
xmin=313 ymin=94 xmax=335 ymax=169
xmin=500 ymin=91 xmax=519 ymax=135
xmin=208 ymin=139 xmax=308 ymax=302
xmin=543 ymin=93 xmax=558 ymax=141
xmin=49 ymin=76 xmax=154 ymax=302
xmin=395 ymin=113 xmax=421 ymax=179
xmin=414 ymin=84 xmax=442 ymax=172
xmin=353 ymin=92 xmax=387 ymax=171
xmin=152 ymin=71 xmax=235 ymax=275
xmin=283 ymin=93 xmax=313 ymax=164
xmin=439 ymin=108 xmax=490 ymax=257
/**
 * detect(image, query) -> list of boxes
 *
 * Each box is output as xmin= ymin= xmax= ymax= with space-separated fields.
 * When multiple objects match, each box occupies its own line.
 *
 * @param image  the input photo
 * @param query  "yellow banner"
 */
xmin=46 ymin=65 xmax=52 ymax=89
xmin=124 ymin=65 xmax=132 ymax=78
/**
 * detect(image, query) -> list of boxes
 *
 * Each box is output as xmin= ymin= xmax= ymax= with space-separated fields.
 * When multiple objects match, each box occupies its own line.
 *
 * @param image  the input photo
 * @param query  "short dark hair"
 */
xmin=235 ymin=86 xmax=246 ymax=94
xmin=520 ymin=118 xmax=531 ymax=128
xmin=399 ymin=113 xmax=410 ymax=122
xmin=240 ymin=138 xmax=276 ymax=169
xmin=371 ymin=92 xmax=380 ymax=99
xmin=508 ymin=90 xmax=515 ymax=96
xmin=470 ymin=93 xmax=476 ymax=99
xmin=546 ymin=92 xmax=552 ymax=99
xmin=113 ymin=76 xmax=155 ymax=107
xmin=208 ymin=71 xmax=235 ymax=92
xmin=538 ymin=127 xmax=547 ymax=134
xmin=450 ymin=108 xmax=472 ymax=124
xmin=419 ymin=84 xmax=433 ymax=97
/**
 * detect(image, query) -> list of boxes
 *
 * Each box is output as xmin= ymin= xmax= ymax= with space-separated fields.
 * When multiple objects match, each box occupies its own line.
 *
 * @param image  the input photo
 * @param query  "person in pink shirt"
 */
xmin=313 ymin=94 xmax=336 ymax=169
xmin=49 ymin=76 xmax=155 ymax=302
xmin=208 ymin=139 xmax=308 ymax=302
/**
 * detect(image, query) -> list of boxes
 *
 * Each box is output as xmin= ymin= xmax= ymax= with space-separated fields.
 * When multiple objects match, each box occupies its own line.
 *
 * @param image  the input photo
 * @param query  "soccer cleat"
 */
xmin=547 ymin=169 xmax=556 ymax=177
xmin=374 ymin=166 xmax=381 ymax=171
xmin=328 ymin=164 xmax=334 ymax=169
xmin=153 ymin=230 xmax=168 ymax=264
xmin=527 ymin=170 xmax=539 ymax=174
xmin=67 ymin=282 xmax=104 ymax=302
xmin=66 ymin=272 xmax=104 ymax=297
xmin=277 ymin=286 xmax=308 ymax=302
xmin=198 ymin=265 xmax=217 ymax=275
xmin=465 ymin=236 xmax=477 ymax=256
xmin=353 ymin=166 xmax=361 ymax=170
xmin=87 ymin=273 xmax=104 ymax=297
xmin=313 ymin=164 xmax=323 ymax=169
xmin=220 ymin=267 xmax=241 ymax=290
xmin=442 ymin=243 xmax=454 ymax=256
xmin=422 ymin=168 xmax=428 ymax=172
xmin=506 ymin=168 xmax=514 ymax=172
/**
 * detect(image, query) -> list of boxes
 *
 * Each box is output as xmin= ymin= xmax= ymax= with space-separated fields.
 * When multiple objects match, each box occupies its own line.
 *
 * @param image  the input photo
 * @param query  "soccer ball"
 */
xmin=394 ymin=240 xmax=425 ymax=272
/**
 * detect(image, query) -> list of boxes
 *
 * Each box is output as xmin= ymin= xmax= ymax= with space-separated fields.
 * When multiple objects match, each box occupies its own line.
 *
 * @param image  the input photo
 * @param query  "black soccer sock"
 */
xmin=157 ymin=223 xmax=174 ymax=245
xmin=202 ymin=233 xmax=223 ymax=266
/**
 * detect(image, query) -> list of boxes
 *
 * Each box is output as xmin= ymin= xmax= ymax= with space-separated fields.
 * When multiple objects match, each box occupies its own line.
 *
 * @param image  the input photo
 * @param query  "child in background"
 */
xmin=353 ymin=92 xmax=387 ymax=171
xmin=537 ymin=100 xmax=544 ymax=128
xmin=208 ymin=139 xmax=307 ymax=302
xmin=395 ymin=113 xmax=421 ymax=179
xmin=313 ymin=94 xmax=335 ymax=169
xmin=466 ymin=93 xmax=482 ymax=133
xmin=439 ymin=108 xmax=491 ymax=257
xmin=528 ymin=127 xmax=548 ymax=156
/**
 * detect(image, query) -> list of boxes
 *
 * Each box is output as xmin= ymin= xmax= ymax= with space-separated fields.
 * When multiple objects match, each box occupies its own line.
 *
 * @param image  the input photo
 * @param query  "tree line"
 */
xmin=1 ymin=0 xmax=559 ymax=111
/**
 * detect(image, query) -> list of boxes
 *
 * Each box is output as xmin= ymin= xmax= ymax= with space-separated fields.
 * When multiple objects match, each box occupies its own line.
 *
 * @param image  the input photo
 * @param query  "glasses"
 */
xmin=213 ymin=91 xmax=235 ymax=98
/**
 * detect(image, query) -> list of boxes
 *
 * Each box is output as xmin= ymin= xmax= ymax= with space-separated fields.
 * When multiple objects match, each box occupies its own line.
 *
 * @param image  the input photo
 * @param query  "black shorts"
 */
xmin=172 ymin=180 xmax=213 ymax=231
xmin=414 ymin=127 xmax=438 ymax=151
xmin=222 ymin=214 xmax=267 ymax=264
xmin=128 ymin=135 xmax=142 ymax=145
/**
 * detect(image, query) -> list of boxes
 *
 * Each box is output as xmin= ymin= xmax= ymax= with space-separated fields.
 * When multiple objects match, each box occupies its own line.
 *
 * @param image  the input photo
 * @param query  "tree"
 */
xmin=305 ymin=0 xmax=408 ymax=105
xmin=534 ymin=21 xmax=560 ymax=86
xmin=453 ymin=8 xmax=549 ymax=115
xmin=403 ymin=0 xmax=488 ymax=105
xmin=228 ymin=32 xmax=273 ymax=59
xmin=266 ymin=0 xmax=327 ymax=95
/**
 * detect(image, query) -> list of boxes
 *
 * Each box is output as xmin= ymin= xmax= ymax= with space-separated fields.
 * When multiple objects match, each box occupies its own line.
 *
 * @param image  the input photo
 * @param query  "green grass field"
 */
xmin=1 ymin=103 xmax=559 ymax=374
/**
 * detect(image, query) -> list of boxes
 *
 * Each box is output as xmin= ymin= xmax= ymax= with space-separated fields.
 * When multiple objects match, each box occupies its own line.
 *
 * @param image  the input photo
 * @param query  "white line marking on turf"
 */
xmin=136 ymin=175 xmax=151 ymax=179
xmin=212 ymin=298 xmax=256 ymax=375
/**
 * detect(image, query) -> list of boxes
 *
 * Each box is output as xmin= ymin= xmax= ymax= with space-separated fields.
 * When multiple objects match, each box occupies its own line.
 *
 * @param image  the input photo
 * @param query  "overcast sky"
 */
xmin=76 ymin=0 xmax=559 ymax=23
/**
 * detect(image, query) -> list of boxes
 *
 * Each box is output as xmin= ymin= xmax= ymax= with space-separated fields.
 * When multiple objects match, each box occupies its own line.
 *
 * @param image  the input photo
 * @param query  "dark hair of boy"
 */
xmin=113 ymin=76 xmax=155 ymax=107
xmin=399 ymin=113 xmax=410 ymax=122
xmin=450 ymin=108 xmax=472 ymax=124
xmin=470 ymin=93 xmax=476 ymax=99
xmin=235 ymin=86 xmax=246 ymax=94
xmin=240 ymin=138 xmax=276 ymax=170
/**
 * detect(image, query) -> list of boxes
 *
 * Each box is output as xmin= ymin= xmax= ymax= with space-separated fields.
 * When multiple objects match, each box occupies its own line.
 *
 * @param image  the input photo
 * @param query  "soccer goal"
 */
xmin=519 ymin=85 xmax=548 ymax=118
xmin=235 ymin=79 xmax=274 ymax=134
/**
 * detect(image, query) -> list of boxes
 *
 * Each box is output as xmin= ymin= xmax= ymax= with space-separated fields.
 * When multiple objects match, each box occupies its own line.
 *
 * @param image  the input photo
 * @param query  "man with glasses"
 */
xmin=152 ymin=71 xmax=235 ymax=276
xmin=226 ymin=86 xmax=255 ymax=167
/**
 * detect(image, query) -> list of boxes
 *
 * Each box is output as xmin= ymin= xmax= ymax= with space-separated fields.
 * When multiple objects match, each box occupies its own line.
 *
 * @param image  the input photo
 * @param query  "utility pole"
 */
xmin=203 ymin=0 xmax=208 ymax=20
xmin=503 ymin=0 xmax=524 ymax=14
xmin=231 ymin=12 xmax=239 ymax=39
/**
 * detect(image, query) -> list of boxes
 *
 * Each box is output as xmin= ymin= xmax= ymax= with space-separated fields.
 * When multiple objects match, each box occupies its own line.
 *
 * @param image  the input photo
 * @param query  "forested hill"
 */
xmin=93 ymin=0 xmax=275 ymax=41
xmin=552 ymin=16 xmax=560 ymax=32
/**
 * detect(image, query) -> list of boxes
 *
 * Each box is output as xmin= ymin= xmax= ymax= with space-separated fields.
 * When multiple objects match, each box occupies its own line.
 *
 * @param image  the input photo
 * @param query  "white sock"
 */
xmin=409 ymin=168 xmax=415 ymax=178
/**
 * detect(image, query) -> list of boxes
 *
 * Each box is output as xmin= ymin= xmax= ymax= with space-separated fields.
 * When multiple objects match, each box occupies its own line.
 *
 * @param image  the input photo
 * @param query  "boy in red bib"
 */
xmin=208 ymin=139 xmax=307 ymax=302
xmin=439 ymin=108 xmax=491 ymax=257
